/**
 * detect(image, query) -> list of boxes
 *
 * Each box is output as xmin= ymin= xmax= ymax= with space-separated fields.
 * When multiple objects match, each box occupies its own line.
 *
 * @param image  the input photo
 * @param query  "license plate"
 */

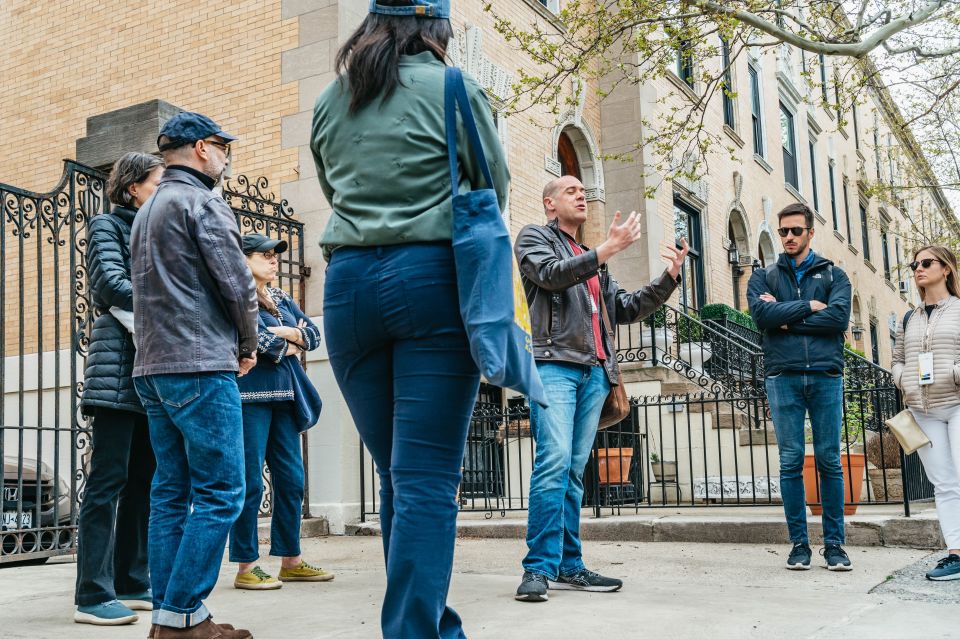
xmin=2 ymin=511 xmax=32 ymax=530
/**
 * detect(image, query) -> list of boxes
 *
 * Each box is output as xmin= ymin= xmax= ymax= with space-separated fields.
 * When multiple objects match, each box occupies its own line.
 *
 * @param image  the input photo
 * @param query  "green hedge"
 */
xmin=699 ymin=303 xmax=758 ymax=332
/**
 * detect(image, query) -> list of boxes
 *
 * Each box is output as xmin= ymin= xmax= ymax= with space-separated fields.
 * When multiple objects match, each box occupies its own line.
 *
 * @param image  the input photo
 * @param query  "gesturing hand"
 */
xmin=596 ymin=211 xmax=642 ymax=264
xmin=663 ymin=238 xmax=690 ymax=280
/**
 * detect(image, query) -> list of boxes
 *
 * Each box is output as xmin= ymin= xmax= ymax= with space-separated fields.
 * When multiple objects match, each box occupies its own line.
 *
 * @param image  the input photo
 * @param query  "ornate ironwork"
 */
xmin=2 ymin=164 xmax=310 ymax=563
xmin=1 ymin=161 xmax=104 ymax=563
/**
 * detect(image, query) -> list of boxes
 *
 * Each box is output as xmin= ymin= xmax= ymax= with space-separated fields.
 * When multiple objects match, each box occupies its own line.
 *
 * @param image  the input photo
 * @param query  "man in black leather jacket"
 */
xmin=512 ymin=175 xmax=687 ymax=602
xmin=130 ymin=112 xmax=257 ymax=639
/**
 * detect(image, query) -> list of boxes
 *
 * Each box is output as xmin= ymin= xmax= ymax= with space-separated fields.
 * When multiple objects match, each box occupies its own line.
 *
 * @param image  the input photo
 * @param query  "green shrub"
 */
xmin=700 ymin=303 xmax=758 ymax=332
xmin=676 ymin=310 xmax=703 ymax=343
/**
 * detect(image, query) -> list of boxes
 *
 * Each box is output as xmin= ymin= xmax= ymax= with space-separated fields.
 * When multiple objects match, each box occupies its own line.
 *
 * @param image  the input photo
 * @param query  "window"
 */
xmin=852 ymin=103 xmax=860 ymax=149
xmin=881 ymin=226 xmax=892 ymax=280
xmin=808 ymin=137 xmax=820 ymax=212
xmin=557 ymin=131 xmax=582 ymax=180
xmin=673 ymin=197 xmax=706 ymax=310
xmin=721 ymin=38 xmax=735 ymax=129
xmin=895 ymin=236 xmax=904 ymax=288
xmin=780 ymin=103 xmax=799 ymax=190
xmin=869 ymin=321 xmax=880 ymax=364
xmin=749 ymin=65 xmax=764 ymax=156
xmin=819 ymin=54 xmax=829 ymax=104
xmin=874 ymin=124 xmax=881 ymax=181
xmin=860 ymin=200 xmax=871 ymax=261
xmin=676 ymin=40 xmax=695 ymax=88
xmin=538 ymin=0 xmax=560 ymax=11
xmin=833 ymin=70 xmax=842 ymax=121
xmin=828 ymin=160 xmax=838 ymax=231
xmin=843 ymin=178 xmax=853 ymax=241
xmin=887 ymin=133 xmax=896 ymax=185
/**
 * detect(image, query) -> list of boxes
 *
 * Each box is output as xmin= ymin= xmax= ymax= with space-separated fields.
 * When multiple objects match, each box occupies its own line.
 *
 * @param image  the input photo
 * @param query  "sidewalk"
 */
xmin=2 ymin=535 xmax=958 ymax=638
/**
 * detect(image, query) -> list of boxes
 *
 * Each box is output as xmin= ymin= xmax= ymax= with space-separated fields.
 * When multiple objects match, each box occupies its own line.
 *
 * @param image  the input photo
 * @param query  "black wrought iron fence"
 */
xmin=1 ymin=163 xmax=308 ymax=564
xmin=360 ymin=303 xmax=930 ymax=520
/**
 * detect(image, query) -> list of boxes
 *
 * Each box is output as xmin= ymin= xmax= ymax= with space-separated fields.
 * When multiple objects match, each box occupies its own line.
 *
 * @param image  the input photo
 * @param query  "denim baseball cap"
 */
xmin=157 ymin=112 xmax=238 ymax=151
xmin=368 ymin=0 xmax=450 ymax=18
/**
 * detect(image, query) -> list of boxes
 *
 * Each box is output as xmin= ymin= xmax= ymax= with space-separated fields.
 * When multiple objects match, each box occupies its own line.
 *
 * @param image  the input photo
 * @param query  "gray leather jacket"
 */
xmin=130 ymin=168 xmax=258 ymax=377
xmin=514 ymin=219 xmax=678 ymax=384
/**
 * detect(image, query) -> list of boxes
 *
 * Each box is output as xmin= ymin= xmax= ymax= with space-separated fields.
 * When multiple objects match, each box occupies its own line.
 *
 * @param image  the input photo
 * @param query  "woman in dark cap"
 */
xmin=228 ymin=233 xmax=329 ymax=590
xmin=75 ymin=151 xmax=164 ymax=626
xmin=312 ymin=0 xmax=509 ymax=636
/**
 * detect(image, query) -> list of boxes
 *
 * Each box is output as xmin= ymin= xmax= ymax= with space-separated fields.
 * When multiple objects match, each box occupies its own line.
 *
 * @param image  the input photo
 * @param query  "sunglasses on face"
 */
xmin=777 ymin=226 xmax=810 ymax=238
xmin=909 ymin=258 xmax=944 ymax=271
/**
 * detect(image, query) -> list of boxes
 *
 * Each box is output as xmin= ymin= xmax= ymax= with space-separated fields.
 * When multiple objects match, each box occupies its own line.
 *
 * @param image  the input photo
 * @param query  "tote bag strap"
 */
xmin=445 ymin=66 xmax=495 ymax=198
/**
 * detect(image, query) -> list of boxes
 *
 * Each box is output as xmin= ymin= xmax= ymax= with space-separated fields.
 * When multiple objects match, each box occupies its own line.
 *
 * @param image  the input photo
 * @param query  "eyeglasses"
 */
xmin=201 ymin=138 xmax=231 ymax=156
xmin=259 ymin=250 xmax=278 ymax=260
xmin=909 ymin=258 xmax=944 ymax=271
xmin=777 ymin=226 xmax=810 ymax=238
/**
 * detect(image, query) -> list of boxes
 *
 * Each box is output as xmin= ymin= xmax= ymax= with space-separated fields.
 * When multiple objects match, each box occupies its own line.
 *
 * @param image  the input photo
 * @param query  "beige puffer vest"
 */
xmin=891 ymin=296 xmax=960 ymax=413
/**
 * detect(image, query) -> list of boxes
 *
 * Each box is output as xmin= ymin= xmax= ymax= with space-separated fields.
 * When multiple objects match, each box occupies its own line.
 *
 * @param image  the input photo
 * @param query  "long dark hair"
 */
xmin=335 ymin=1 xmax=452 ymax=114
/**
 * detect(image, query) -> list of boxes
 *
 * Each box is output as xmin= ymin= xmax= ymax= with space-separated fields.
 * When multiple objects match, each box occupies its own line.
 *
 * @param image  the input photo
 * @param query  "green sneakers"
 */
xmin=278 ymin=561 xmax=335 ymax=582
xmin=234 ymin=566 xmax=282 ymax=590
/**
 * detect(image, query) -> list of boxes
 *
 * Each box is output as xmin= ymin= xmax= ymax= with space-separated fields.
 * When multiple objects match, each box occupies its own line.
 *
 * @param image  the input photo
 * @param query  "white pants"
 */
xmin=911 ymin=404 xmax=960 ymax=549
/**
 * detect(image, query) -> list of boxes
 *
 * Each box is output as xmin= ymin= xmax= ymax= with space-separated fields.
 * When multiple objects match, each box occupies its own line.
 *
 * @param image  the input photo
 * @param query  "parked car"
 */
xmin=2 ymin=456 xmax=74 ymax=565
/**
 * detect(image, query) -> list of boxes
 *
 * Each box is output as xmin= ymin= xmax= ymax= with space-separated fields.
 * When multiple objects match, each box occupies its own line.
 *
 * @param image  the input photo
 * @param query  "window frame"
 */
xmin=780 ymin=101 xmax=799 ymax=191
xmin=749 ymin=64 xmax=765 ymax=157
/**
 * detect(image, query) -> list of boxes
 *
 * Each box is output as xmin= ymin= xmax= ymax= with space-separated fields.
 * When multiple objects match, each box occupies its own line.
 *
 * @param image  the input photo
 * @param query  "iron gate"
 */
xmin=1 ymin=162 xmax=307 ymax=564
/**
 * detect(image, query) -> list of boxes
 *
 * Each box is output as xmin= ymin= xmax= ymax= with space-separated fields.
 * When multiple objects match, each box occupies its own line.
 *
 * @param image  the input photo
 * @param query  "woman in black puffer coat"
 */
xmin=74 ymin=152 xmax=165 ymax=626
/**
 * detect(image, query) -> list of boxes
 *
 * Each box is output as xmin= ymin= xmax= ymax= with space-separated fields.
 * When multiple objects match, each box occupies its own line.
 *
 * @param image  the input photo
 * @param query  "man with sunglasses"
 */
xmin=130 ymin=112 xmax=258 ymax=638
xmin=747 ymin=203 xmax=853 ymax=572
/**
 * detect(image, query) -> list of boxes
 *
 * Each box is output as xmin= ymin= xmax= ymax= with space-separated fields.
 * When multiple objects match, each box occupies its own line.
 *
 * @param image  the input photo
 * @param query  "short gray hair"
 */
xmin=106 ymin=152 xmax=164 ymax=207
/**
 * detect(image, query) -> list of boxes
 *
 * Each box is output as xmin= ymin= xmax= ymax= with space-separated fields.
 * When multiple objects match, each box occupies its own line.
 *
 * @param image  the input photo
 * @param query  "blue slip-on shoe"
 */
xmin=74 ymin=600 xmax=139 ymax=625
xmin=118 ymin=590 xmax=153 ymax=611
xmin=926 ymin=554 xmax=960 ymax=581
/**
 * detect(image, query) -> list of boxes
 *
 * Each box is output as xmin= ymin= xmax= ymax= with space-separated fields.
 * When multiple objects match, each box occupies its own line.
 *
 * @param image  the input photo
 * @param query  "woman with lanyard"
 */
xmin=892 ymin=245 xmax=960 ymax=581
xmin=228 ymin=233 xmax=331 ymax=590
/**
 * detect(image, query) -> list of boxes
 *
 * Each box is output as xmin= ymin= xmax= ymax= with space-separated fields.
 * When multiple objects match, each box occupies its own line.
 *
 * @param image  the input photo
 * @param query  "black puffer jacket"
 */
xmin=80 ymin=206 xmax=142 ymax=415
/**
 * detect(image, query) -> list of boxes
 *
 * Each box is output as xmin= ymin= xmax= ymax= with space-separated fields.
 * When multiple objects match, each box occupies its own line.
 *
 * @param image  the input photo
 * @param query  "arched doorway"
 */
xmin=727 ymin=208 xmax=750 ymax=310
xmin=757 ymin=229 xmax=776 ymax=268
xmin=850 ymin=296 xmax=864 ymax=352
xmin=557 ymin=131 xmax=582 ymax=181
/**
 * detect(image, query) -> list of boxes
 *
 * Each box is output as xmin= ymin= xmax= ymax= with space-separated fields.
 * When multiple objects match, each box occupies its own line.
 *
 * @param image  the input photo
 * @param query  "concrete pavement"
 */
xmin=2 ymin=536 xmax=959 ymax=638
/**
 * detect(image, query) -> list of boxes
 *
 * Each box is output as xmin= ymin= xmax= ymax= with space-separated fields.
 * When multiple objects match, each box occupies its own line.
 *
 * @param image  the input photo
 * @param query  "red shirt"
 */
xmin=565 ymin=237 xmax=606 ymax=361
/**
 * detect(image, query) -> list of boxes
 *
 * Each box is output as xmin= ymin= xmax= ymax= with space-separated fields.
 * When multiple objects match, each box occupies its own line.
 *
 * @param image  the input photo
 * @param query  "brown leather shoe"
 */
xmin=149 ymin=623 xmax=236 ymax=638
xmin=154 ymin=619 xmax=251 ymax=639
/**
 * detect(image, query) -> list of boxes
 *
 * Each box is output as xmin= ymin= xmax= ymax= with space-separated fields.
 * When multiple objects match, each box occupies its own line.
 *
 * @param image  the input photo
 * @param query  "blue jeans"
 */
xmin=133 ymin=372 xmax=245 ymax=628
xmin=765 ymin=372 xmax=845 ymax=545
xmin=523 ymin=362 xmax=610 ymax=579
xmin=324 ymin=243 xmax=480 ymax=639
xmin=229 ymin=401 xmax=304 ymax=562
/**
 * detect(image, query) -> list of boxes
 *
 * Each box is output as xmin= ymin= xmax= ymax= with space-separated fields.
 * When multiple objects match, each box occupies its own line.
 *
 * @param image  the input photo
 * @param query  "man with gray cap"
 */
xmin=131 ymin=112 xmax=258 ymax=639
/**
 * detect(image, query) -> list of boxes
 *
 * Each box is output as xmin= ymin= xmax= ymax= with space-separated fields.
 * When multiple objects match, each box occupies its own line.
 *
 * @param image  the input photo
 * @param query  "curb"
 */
xmin=257 ymin=516 xmax=330 ymax=543
xmin=347 ymin=512 xmax=945 ymax=549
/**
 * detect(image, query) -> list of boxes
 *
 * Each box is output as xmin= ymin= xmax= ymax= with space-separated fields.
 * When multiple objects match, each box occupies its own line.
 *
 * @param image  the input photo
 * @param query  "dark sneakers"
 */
xmin=926 ymin=554 xmax=960 ymax=581
xmin=552 ymin=568 xmax=623 ymax=593
xmin=515 ymin=572 xmax=549 ymax=602
xmin=786 ymin=543 xmax=812 ymax=570
xmin=821 ymin=544 xmax=853 ymax=571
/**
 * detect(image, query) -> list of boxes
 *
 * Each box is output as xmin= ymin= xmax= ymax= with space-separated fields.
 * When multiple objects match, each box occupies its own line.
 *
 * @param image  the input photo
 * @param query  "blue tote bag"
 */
xmin=444 ymin=67 xmax=548 ymax=407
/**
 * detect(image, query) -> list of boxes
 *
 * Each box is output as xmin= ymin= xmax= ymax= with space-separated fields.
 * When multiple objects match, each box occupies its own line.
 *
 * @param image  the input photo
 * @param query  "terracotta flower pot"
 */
xmin=802 ymin=453 xmax=865 ymax=515
xmin=596 ymin=448 xmax=634 ymax=485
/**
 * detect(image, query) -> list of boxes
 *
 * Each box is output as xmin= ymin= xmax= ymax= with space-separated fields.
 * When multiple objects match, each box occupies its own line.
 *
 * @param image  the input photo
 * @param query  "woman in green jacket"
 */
xmin=311 ymin=1 xmax=508 ymax=637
